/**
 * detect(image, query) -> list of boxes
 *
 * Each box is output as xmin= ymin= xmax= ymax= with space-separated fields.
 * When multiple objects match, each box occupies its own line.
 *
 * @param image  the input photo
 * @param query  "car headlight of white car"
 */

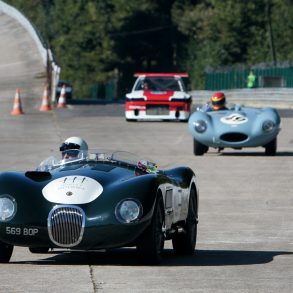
xmin=0 ymin=195 xmax=17 ymax=221
xmin=193 ymin=120 xmax=207 ymax=133
xmin=262 ymin=120 xmax=276 ymax=132
xmin=115 ymin=199 xmax=142 ymax=223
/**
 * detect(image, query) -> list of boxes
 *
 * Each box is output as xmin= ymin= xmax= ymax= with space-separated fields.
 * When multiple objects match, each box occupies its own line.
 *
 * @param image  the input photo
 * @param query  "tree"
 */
xmin=4 ymin=0 xmax=293 ymax=93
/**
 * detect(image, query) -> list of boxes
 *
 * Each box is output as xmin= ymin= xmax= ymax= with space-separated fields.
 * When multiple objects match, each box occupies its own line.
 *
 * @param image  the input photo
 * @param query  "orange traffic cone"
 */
xmin=39 ymin=85 xmax=51 ymax=111
xmin=11 ymin=88 xmax=24 ymax=115
xmin=57 ymin=85 xmax=67 ymax=108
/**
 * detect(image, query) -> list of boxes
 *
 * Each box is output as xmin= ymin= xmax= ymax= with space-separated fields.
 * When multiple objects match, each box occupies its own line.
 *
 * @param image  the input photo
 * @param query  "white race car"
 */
xmin=125 ymin=73 xmax=192 ymax=121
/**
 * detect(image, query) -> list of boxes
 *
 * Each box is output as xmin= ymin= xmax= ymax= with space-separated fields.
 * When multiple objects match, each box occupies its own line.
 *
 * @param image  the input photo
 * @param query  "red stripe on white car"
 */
xmin=143 ymin=91 xmax=174 ymax=101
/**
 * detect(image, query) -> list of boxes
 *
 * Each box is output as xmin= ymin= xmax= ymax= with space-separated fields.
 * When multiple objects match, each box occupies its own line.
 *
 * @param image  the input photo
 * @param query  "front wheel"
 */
xmin=0 ymin=241 xmax=13 ymax=263
xmin=172 ymin=188 xmax=197 ymax=255
xmin=137 ymin=197 xmax=165 ymax=265
xmin=193 ymin=139 xmax=208 ymax=156
xmin=264 ymin=137 xmax=277 ymax=156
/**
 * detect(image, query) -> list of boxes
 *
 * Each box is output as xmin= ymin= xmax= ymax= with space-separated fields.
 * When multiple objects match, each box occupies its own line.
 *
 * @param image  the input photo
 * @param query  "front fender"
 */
xmin=188 ymin=111 xmax=212 ymax=136
xmin=250 ymin=108 xmax=281 ymax=146
xmin=0 ymin=172 xmax=54 ymax=225
xmin=84 ymin=173 xmax=159 ymax=226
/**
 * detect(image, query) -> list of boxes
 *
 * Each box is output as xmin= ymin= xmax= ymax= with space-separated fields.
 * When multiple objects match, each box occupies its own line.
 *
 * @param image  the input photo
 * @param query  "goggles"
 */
xmin=62 ymin=149 xmax=80 ymax=158
xmin=212 ymin=98 xmax=225 ymax=106
xmin=59 ymin=142 xmax=81 ymax=152
xmin=60 ymin=142 xmax=81 ymax=158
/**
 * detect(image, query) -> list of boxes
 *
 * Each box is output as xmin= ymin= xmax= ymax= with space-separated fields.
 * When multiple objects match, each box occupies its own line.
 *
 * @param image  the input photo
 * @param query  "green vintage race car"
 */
xmin=0 ymin=150 xmax=198 ymax=264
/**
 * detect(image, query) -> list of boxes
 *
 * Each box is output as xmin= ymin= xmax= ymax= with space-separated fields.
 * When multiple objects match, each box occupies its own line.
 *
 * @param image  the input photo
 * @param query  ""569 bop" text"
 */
xmin=6 ymin=226 xmax=39 ymax=236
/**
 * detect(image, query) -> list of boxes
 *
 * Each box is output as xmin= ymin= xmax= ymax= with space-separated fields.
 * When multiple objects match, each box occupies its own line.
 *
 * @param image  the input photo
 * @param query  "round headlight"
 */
xmin=262 ymin=120 xmax=275 ymax=132
xmin=193 ymin=120 xmax=207 ymax=133
xmin=0 ymin=195 xmax=16 ymax=221
xmin=115 ymin=199 xmax=142 ymax=223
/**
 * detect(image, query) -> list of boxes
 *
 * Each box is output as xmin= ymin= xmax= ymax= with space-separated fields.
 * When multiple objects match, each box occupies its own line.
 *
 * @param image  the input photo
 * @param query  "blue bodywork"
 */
xmin=188 ymin=105 xmax=281 ymax=155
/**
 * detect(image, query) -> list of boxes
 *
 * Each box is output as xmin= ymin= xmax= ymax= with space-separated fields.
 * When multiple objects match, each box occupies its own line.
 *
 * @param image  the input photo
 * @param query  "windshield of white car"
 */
xmin=134 ymin=77 xmax=184 ymax=92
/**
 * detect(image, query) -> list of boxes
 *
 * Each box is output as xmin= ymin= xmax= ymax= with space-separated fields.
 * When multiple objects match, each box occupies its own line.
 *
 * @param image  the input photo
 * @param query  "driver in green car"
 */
xmin=59 ymin=136 xmax=88 ymax=160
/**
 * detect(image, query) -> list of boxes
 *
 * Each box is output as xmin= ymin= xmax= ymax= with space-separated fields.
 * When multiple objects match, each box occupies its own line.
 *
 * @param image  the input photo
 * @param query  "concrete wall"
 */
xmin=0 ymin=1 xmax=59 ymax=110
xmin=191 ymin=88 xmax=293 ymax=109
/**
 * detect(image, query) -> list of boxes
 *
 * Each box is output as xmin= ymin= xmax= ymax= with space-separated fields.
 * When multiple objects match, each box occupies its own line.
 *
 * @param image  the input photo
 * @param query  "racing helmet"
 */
xmin=59 ymin=137 xmax=88 ymax=158
xmin=211 ymin=92 xmax=226 ymax=110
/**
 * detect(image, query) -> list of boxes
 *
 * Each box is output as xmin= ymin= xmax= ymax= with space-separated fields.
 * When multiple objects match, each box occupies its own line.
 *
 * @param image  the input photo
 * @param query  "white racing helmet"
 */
xmin=60 ymin=137 xmax=88 ymax=152
xmin=59 ymin=137 xmax=88 ymax=162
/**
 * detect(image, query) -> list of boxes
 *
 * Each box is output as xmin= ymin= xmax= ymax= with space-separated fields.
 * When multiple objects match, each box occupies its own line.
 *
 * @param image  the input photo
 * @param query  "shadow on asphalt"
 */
xmin=218 ymin=151 xmax=293 ymax=157
xmin=10 ymin=248 xmax=293 ymax=266
xmin=67 ymin=99 xmax=124 ymax=105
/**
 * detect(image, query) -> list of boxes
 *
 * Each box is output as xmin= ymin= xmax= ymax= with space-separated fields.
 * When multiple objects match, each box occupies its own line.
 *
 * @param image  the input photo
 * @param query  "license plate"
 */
xmin=146 ymin=105 xmax=169 ymax=115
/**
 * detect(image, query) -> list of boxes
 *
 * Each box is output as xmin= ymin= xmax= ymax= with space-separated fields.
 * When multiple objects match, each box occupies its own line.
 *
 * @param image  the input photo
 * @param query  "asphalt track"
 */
xmin=0 ymin=102 xmax=292 ymax=293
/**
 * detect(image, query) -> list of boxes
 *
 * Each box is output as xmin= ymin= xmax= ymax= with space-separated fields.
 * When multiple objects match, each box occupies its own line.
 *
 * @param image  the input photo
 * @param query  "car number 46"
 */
xmin=6 ymin=226 xmax=39 ymax=236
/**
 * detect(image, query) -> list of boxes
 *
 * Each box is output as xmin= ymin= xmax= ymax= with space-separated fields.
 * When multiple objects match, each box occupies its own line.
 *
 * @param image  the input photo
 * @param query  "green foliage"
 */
xmin=4 ymin=0 xmax=293 ymax=94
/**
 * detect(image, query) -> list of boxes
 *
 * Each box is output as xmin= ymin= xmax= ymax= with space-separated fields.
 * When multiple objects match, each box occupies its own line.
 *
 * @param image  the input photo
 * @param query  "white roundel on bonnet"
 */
xmin=220 ymin=113 xmax=248 ymax=125
xmin=42 ymin=176 xmax=103 ymax=204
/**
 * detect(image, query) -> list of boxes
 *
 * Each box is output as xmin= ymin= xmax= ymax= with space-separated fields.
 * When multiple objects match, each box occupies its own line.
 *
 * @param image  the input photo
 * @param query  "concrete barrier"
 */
xmin=0 ymin=1 xmax=60 ymax=106
xmin=190 ymin=88 xmax=293 ymax=109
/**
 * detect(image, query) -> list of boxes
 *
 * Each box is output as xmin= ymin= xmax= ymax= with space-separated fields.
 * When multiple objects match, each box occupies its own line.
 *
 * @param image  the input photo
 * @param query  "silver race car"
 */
xmin=188 ymin=105 xmax=281 ymax=156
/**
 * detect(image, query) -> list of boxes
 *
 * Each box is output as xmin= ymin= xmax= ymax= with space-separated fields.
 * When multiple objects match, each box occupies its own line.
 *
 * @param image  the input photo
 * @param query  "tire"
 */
xmin=137 ymin=197 xmax=165 ymax=265
xmin=29 ymin=247 xmax=49 ymax=254
xmin=193 ymin=139 xmax=208 ymax=156
xmin=0 ymin=241 xmax=13 ymax=263
xmin=264 ymin=137 xmax=277 ymax=156
xmin=172 ymin=188 xmax=197 ymax=255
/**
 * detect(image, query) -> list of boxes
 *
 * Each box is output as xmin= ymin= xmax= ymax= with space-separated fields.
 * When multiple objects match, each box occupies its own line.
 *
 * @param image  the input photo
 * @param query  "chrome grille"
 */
xmin=48 ymin=205 xmax=85 ymax=247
